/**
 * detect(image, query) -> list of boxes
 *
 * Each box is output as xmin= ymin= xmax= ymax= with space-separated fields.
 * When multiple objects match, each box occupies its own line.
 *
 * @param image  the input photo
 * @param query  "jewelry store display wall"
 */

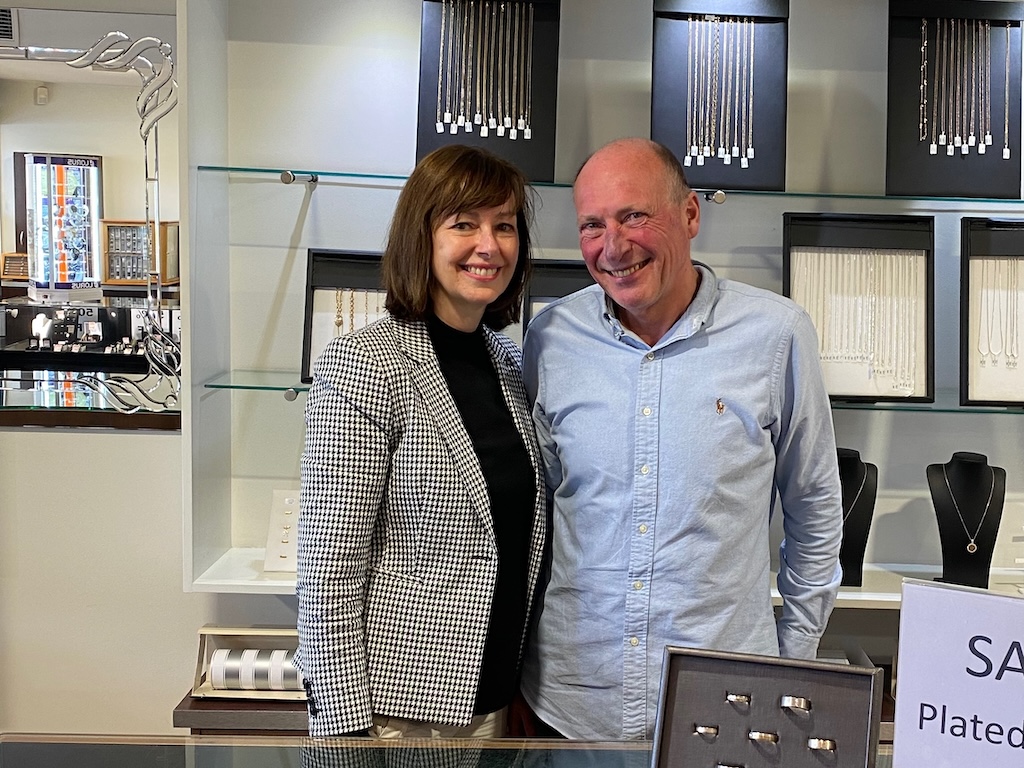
xmin=886 ymin=1 xmax=1024 ymax=198
xmin=416 ymin=0 xmax=560 ymax=182
xmin=783 ymin=214 xmax=935 ymax=403
xmin=960 ymin=217 xmax=1024 ymax=405
xmin=652 ymin=0 xmax=788 ymax=192
xmin=524 ymin=259 xmax=593 ymax=326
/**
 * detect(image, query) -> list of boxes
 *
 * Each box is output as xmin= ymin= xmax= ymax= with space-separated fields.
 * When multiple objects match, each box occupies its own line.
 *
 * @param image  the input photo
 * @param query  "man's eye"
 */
xmin=624 ymin=212 xmax=647 ymax=223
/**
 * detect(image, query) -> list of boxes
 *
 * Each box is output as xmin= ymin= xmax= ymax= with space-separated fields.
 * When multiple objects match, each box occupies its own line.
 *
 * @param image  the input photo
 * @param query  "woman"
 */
xmin=296 ymin=145 xmax=546 ymax=739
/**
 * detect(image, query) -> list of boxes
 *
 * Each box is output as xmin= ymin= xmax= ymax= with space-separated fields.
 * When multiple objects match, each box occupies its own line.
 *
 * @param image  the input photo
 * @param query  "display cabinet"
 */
xmin=178 ymin=0 xmax=1024 ymax=605
xmin=101 ymin=220 xmax=180 ymax=287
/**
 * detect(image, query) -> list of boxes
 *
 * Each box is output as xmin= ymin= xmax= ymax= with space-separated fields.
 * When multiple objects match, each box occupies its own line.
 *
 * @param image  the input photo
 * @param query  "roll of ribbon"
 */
xmin=210 ymin=648 xmax=304 ymax=691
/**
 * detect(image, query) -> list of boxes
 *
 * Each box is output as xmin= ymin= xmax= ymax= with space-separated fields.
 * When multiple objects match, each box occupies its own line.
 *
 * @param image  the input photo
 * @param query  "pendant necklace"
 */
xmin=843 ymin=464 xmax=868 ymax=523
xmin=942 ymin=464 xmax=995 ymax=554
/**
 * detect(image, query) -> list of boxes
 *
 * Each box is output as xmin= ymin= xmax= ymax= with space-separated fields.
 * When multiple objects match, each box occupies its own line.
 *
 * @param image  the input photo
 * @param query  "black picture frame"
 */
xmin=959 ymin=217 xmax=1024 ymax=407
xmin=415 ymin=0 xmax=561 ymax=183
xmin=652 ymin=645 xmax=884 ymax=768
xmin=301 ymin=249 xmax=383 ymax=383
xmin=524 ymin=258 xmax=594 ymax=327
xmin=782 ymin=212 xmax=936 ymax=403
xmin=651 ymin=0 xmax=789 ymax=192
xmin=886 ymin=2 xmax=1024 ymax=198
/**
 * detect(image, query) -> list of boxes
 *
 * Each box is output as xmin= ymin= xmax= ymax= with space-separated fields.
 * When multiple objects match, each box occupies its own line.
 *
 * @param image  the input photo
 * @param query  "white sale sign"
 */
xmin=894 ymin=579 xmax=1024 ymax=767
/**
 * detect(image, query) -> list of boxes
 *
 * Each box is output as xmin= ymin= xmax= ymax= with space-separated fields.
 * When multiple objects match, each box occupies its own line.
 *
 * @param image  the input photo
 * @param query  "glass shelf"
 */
xmin=832 ymin=387 xmax=1024 ymax=414
xmin=203 ymin=370 xmax=308 ymax=393
xmin=197 ymin=164 xmax=1024 ymax=205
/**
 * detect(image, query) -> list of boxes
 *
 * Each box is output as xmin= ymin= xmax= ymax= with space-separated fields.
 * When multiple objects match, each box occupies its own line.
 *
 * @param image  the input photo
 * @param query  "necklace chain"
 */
xmin=942 ymin=464 xmax=996 ymax=554
xmin=842 ymin=463 xmax=869 ymax=524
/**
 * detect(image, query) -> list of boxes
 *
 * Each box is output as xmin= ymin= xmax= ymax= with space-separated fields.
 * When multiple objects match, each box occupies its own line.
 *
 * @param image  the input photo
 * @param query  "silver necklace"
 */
xmin=843 ymin=464 xmax=868 ymax=524
xmin=942 ymin=465 xmax=995 ymax=554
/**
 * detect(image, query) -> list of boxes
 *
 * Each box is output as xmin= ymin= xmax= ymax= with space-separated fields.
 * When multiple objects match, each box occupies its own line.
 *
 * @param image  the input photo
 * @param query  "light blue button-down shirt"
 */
xmin=520 ymin=263 xmax=843 ymax=740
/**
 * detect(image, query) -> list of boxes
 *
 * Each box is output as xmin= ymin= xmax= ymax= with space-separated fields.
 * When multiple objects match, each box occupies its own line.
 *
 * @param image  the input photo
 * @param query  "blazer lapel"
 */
xmin=391 ymin=318 xmax=494 ymax=538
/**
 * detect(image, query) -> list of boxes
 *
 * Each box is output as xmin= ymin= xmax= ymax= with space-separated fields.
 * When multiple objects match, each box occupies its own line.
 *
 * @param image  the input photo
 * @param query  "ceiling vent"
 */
xmin=0 ymin=8 xmax=19 ymax=47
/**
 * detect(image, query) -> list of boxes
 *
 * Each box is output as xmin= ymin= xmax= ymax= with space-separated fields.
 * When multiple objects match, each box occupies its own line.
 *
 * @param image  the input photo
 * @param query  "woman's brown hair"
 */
xmin=382 ymin=145 xmax=533 ymax=330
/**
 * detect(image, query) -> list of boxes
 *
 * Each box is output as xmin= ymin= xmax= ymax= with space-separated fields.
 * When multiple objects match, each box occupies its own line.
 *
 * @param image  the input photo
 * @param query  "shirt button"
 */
xmin=633 ymin=580 xmax=643 ymax=590
xmin=638 ymin=523 xmax=648 ymax=534
xmin=640 ymin=465 xmax=650 ymax=475
xmin=642 ymin=406 xmax=652 ymax=416
xmin=629 ymin=636 xmax=640 ymax=647
xmin=645 ymin=352 xmax=655 ymax=361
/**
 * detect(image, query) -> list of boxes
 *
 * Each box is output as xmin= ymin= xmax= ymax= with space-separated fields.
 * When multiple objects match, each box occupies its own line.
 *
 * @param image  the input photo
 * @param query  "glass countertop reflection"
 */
xmin=0 ymin=735 xmax=893 ymax=768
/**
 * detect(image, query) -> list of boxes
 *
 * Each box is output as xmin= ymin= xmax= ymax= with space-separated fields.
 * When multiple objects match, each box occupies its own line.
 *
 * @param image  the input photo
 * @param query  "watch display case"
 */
xmin=652 ymin=0 xmax=790 ymax=191
xmin=18 ymin=152 xmax=104 ymax=302
xmin=101 ymin=220 xmax=180 ymax=287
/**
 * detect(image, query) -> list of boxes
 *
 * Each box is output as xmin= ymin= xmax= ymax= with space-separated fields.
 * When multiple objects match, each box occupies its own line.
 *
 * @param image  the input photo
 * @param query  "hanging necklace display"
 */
xmin=683 ymin=15 xmax=756 ymax=169
xmin=433 ymin=0 xmax=536 ymax=141
xmin=919 ymin=16 xmax=1010 ymax=160
xmin=942 ymin=464 xmax=996 ymax=553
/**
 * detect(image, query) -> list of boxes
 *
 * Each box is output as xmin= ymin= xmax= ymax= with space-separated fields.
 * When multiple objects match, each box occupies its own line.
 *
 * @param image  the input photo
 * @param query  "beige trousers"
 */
xmin=370 ymin=708 xmax=506 ymax=739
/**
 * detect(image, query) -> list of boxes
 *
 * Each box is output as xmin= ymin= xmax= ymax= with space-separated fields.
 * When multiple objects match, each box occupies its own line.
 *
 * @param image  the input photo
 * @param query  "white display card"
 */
xmin=893 ymin=579 xmax=1024 ymax=767
xmin=263 ymin=489 xmax=300 ymax=573
xmin=789 ymin=247 xmax=929 ymax=399
xmin=966 ymin=257 xmax=1024 ymax=403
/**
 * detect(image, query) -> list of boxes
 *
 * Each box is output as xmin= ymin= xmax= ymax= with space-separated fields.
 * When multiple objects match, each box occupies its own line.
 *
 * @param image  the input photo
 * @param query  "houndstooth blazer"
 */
xmin=296 ymin=315 xmax=547 ymax=737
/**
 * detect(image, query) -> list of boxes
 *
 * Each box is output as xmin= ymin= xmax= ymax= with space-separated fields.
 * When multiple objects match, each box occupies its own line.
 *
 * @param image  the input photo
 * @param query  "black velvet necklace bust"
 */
xmin=838 ymin=448 xmax=877 ymax=587
xmin=925 ymin=452 xmax=1006 ymax=589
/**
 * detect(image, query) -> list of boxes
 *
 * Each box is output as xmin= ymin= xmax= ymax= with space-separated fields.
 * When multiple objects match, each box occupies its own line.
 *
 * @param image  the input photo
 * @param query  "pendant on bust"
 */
xmin=967 ymin=541 xmax=978 ymax=554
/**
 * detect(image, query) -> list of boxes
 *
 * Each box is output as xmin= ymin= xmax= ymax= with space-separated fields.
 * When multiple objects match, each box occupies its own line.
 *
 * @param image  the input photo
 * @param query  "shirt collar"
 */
xmin=601 ymin=261 xmax=719 ymax=348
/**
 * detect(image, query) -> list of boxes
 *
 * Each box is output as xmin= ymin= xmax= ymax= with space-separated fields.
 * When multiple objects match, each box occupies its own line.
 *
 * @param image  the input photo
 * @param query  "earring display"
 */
xmin=783 ymin=213 xmax=935 ymax=403
xmin=887 ymin=2 xmax=1023 ymax=198
xmin=653 ymin=646 xmax=884 ymax=768
xmin=926 ymin=452 xmax=1006 ymax=589
xmin=960 ymin=218 xmax=1024 ymax=405
xmin=302 ymin=250 xmax=383 ymax=383
xmin=652 ymin=0 xmax=788 ymax=192
xmin=263 ymin=489 xmax=299 ymax=574
xmin=416 ymin=0 xmax=560 ymax=182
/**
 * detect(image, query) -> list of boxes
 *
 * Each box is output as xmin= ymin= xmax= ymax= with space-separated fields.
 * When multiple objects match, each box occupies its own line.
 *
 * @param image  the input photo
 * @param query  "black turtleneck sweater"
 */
xmin=427 ymin=314 xmax=536 ymax=715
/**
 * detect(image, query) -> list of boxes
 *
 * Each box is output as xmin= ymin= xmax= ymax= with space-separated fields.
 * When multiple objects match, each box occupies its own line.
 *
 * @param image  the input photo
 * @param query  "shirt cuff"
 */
xmin=778 ymin=630 xmax=820 ymax=661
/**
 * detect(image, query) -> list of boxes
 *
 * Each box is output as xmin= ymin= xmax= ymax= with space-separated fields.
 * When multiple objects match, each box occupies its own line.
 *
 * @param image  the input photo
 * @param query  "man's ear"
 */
xmin=684 ymin=190 xmax=701 ymax=238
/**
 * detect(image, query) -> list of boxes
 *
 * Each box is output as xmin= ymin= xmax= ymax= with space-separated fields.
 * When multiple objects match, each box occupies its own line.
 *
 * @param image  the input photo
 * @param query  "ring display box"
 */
xmin=192 ymin=626 xmax=305 ymax=701
xmin=652 ymin=0 xmax=789 ymax=192
xmin=886 ymin=1 xmax=1024 ymax=198
xmin=652 ymin=645 xmax=884 ymax=768
xmin=783 ymin=213 xmax=935 ymax=403
xmin=301 ymin=250 xmax=383 ymax=383
xmin=524 ymin=258 xmax=593 ymax=326
xmin=415 ymin=0 xmax=561 ymax=183
xmin=960 ymin=217 xmax=1024 ymax=406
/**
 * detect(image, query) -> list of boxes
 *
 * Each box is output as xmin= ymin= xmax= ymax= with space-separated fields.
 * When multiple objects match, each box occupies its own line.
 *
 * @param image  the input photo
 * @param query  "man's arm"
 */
xmin=771 ymin=310 xmax=843 ymax=660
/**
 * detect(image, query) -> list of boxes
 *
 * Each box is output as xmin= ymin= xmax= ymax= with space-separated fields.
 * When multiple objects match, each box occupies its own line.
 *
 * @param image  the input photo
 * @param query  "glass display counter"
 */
xmin=0 ymin=734 xmax=895 ymax=768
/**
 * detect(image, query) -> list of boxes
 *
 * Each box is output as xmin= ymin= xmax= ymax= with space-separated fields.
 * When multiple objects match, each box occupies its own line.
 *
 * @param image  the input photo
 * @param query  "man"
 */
xmin=519 ymin=138 xmax=843 ymax=740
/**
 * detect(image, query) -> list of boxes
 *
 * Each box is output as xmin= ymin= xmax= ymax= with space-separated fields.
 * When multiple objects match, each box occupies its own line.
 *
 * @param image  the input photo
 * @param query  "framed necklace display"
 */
xmin=301 ymin=250 xmax=385 ymax=383
xmin=523 ymin=258 xmax=594 ymax=327
xmin=415 ymin=0 xmax=560 ymax=183
xmin=886 ymin=2 xmax=1024 ymax=198
xmin=960 ymin=218 xmax=1024 ymax=406
xmin=651 ymin=0 xmax=788 ymax=192
xmin=783 ymin=213 xmax=935 ymax=403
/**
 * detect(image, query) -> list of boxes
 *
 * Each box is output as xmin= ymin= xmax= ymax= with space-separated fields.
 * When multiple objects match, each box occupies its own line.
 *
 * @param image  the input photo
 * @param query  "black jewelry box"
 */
xmin=652 ymin=0 xmax=789 ymax=192
xmin=782 ymin=212 xmax=936 ymax=403
xmin=524 ymin=258 xmax=594 ymax=327
xmin=886 ymin=1 xmax=1024 ymax=198
xmin=652 ymin=645 xmax=885 ymax=768
xmin=959 ymin=217 xmax=1024 ymax=406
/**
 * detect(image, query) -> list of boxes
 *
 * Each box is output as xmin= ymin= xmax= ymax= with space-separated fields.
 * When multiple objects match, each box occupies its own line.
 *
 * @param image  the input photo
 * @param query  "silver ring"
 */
xmin=694 ymin=724 xmax=719 ymax=737
xmin=748 ymin=730 xmax=779 ymax=743
xmin=780 ymin=694 xmax=812 ymax=713
xmin=726 ymin=692 xmax=751 ymax=705
xmin=807 ymin=737 xmax=837 ymax=752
